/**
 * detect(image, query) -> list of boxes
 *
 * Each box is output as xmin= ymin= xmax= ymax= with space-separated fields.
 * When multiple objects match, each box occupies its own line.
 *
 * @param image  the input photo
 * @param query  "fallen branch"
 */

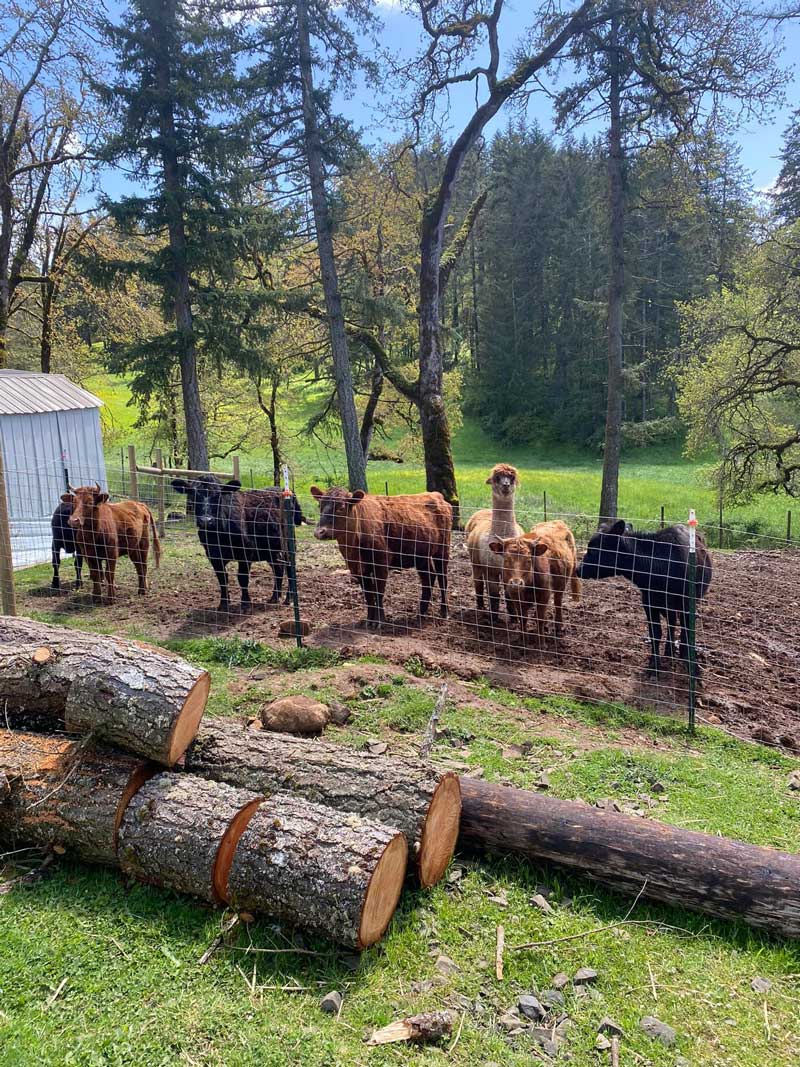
xmin=366 ymin=1011 xmax=454 ymax=1046
xmin=495 ymin=923 xmax=505 ymax=980
xmin=199 ymin=914 xmax=241 ymax=965
xmin=420 ymin=683 xmax=448 ymax=759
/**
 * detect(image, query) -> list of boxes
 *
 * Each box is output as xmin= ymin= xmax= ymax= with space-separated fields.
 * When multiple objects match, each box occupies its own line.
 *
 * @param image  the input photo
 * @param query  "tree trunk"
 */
xmin=184 ymin=718 xmax=461 ymax=887
xmin=154 ymin=4 xmax=209 ymax=472
xmin=359 ymin=359 xmax=384 ymax=458
xmin=269 ymin=373 xmax=281 ymax=486
xmin=40 ymin=279 xmax=54 ymax=373
xmin=118 ymin=772 xmax=262 ymax=903
xmin=599 ymin=11 xmax=625 ymax=525
xmin=0 ymin=730 xmax=155 ymax=867
xmin=295 ymin=0 xmax=367 ymax=491
xmin=0 ymin=617 xmax=210 ymax=765
xmin=0 ymin=285 xmax=8 ymax=370
xmin=459 ymin=778 xmax=800 ymax=939
xmin=225 ymin=791 xmax=407 ymax=948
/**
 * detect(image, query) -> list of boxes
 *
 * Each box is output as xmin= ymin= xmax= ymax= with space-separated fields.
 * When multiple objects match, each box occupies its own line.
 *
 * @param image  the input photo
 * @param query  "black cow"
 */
xmin=50 ymin=500 xmax=83 ymax=590
xmin=171 ymin=476 xmax=304 ymax=613
xmin=576 ymin=520 xmax=712 ymax=674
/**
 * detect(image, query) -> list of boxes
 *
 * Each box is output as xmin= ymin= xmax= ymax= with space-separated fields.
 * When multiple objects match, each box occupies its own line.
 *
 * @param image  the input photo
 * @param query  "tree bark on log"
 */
xmin=0 ymin=730 xmax=155 ymax=867
xmin=459 ymin=778 xmax=800 ymax=938
xmin=0 ymin=617 xmax=210 ymax=765
xmin=118 ymin=773 xmax=261 ymax=903
xmin=184 ymin=719 xmax=460 ymax=887
xmin=225 ymin=792 xmax=407 ymax=949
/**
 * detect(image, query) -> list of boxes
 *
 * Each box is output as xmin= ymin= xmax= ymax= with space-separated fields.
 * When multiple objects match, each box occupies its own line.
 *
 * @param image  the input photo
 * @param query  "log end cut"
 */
xmin=214 ymin=797 xmax=264 ymax=905
xmin=358 ymin=831 xmax=408 ymax=949
xmin=417 ymin=772 xmax=461 ymax=888
xmin=165 ymin=672 xmax=211 ymax=766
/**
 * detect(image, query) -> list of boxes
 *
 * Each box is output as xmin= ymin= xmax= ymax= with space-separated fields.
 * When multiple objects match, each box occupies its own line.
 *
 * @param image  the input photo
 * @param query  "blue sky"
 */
xmin=340 ymin=1 xmax=800 ymax=192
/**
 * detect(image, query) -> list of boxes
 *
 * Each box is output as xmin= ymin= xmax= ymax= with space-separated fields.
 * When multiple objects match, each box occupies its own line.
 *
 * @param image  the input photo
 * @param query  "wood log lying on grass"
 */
xmin=0 ymin=617 xmax=210 ymax=765
xmin=226 ymin=793 xmax=408 ymax=949
xmin=459 ymin=777 xmax=800 ymax=939
xmin=0 ymin=730 xmax=155 ymax=867
xmin=184 ymin=718 xmax=461 ymax=888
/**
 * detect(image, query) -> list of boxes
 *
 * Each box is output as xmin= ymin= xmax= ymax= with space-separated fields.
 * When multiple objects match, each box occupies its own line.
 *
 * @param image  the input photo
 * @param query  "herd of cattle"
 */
xmin=51 ymin=464 xmax=712 ymax=674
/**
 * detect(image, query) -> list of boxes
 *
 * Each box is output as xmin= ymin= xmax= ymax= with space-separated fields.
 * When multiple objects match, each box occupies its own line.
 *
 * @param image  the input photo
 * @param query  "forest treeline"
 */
xmin=1 ymin=0 xmax=798 ymax=514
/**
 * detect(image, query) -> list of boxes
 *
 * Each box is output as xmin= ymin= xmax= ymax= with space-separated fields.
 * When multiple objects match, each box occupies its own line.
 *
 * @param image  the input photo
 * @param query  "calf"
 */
xmin=171 ymin=476 xmax=304 ymax=613
xmin=488 ymin=520 xmax=580 ymax=642
xmin=310 ymin=487 xmax=452 ymax=628
xmin=64 ymin=484 xmax=160 ymax=602
xmin=50 ymin=499 xmax=83 ymax=590
xmin=575 ymin=520 xmax=712 ymax=673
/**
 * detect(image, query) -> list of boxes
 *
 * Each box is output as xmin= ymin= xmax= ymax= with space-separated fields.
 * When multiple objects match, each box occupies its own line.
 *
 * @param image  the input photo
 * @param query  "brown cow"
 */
xmin=63 ymin=483 xmax=161 ymax=603
xmin=310 ymin=487 xmax=452 ymax=628
xmin=489 ymin=520 xmax=580 ymax=642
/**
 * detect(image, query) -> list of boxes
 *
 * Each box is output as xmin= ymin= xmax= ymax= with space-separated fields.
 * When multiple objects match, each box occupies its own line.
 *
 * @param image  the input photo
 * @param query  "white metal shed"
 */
xmin=0 ymin=371 xmax=106 ymax=568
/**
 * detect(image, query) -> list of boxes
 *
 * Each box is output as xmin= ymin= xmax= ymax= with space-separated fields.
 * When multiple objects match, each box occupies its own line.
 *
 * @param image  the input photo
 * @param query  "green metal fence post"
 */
xmin=282 ymin=465 xmax=303 ymax=649
xmin=787 ymin=510 xmax=792 ymax=543
xmin=687 ymin=508 xmax=698 ymax=733
xmin=543 ymin=491 xmax=547 ymax=521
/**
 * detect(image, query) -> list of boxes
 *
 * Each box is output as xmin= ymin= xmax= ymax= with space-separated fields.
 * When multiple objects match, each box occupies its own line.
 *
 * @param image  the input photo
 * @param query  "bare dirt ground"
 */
xmin=24 ymin=532 xmax=800 ymax=748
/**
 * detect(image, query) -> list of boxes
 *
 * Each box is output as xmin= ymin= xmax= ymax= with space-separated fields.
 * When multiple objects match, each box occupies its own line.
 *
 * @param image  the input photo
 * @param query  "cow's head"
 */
xmin=486 ymin=463 xmax=519 ymax=499
xmin=171 ymin=476 xmax=241 ymax=530
xmin=309 ymin=486 xmax=365 ymax=540
xmin=63 ymin=483 xmax=108 ymax=529
xmin=487 ymin=535 xmax=547 ymax=598
xmin=576 ymin=519 xmax=631 ymax=581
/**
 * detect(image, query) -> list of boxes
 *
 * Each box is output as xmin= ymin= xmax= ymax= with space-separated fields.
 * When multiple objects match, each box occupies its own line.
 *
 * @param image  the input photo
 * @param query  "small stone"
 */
xmin=554 ymin=1017 xmax=573 ymax=1037
xmin=278 ymin=618 xmax=311 ymax=638
xmin=595 ymin=1034 xmax=612 ymax=1050
xmin=237 ymin=911 xmax=255 ymax=923
xmin=498 ymin=1012 xmax=523 ymax=1032
xmin=640 ymin=1016 xmax=677 ymax=1046
xmin=598 ymin=1016 xmax=624 ymax=1036
xmin=246 ymin=716 xmax=263 ymax=732
xmin=435 ymin=954 xmax=459 ymax=976
xmin=518 ymin=995 xmax=545 ymax=1021
xmin=594 ymin=798 xmax=608 ymax=810
xmin=651 ymin=781 xmax=666 ymax=794
xmin=573 ymin=967 xmax=598 ymax=985
xmin=540 ymin=990 xmax=564 ymax=1010
xmin=487 ymin=888 xmax=509 ymax=907
xmin=261 ymin=695 xmax=329 ymax=735
xmin=536 ymin=771 xmax=551 ymax=790
xmin=787 ymin=771 xmax=800 ymax=791
xmin=320 ymin=990 xmax=342 ymax=1014
xmin=531 ymin=893 xmax=553 ymax=914
xmin=327 ymin=700 xmax=351 ymax=726
xmin=751 ymin=976 xmax=772 ymax=993
xmin=530 ymin=1030 xmax=560 ymax=1057
xmin=368 ymin=741 xmax=388 ymax=755
xmin=410 ymin=979 xmax=436 ymax=994
xmin=551 ymin=972 xmax=570 ymax=990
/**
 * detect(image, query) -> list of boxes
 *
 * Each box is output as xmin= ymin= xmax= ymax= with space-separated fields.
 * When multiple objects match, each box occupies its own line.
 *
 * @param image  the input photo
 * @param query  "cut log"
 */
xmin=0 ymin=730 xmax=156 ymax=867
xmin=225 ymin=792 xmax=408 ymax=949
xmin=0 ymin=617 xmax=210 ymax=765
xmin=184 ymin=718 xmax=460 ymax=887
xmin=459 ymin=778 xmax=800 ymax=939
xmin=118 ymin=773 xmax=262 ymax=903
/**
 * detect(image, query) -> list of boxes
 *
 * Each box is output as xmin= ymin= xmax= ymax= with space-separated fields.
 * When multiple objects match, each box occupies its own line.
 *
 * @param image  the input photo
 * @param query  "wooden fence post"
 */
xmin=0 ymin=438 xmax=17 ymax=616
xmin=127 ymin=445 xmax=139 ymax=501
xmin=232 ymin=455 xmax=241 ymax=482
xmin=154 ymin=447 xmax=166 ymax=537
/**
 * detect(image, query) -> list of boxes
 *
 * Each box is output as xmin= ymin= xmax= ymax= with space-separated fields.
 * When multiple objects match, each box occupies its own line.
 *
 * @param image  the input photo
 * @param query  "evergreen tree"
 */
xmin=775 ymin=109 xmax=800 ymax=224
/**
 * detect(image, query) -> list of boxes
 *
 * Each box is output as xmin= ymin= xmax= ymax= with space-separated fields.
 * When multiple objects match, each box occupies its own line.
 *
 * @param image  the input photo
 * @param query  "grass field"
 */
xmin=2 ymin=634 xmax=800 ymax=1066
xmin=89 ymin=372 xmax=795 ymax=543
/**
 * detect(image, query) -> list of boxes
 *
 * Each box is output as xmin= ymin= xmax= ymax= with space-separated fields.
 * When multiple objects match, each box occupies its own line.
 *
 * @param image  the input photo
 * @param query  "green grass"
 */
xmin=3 ymin=638 xmax=800 ymax=1066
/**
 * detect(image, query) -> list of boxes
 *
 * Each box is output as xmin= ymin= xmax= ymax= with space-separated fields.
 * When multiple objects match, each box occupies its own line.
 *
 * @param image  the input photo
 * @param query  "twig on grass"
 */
xmin=199 ymin=913 xmax=241 ymax=965
xmin=611 ymin=1036 xmax=620 ymax=1067
xmin=495 ymin=924 xmax=505 ymax=980
xmin=647 ymin=961 xmax=658 ymax=1001
xmin=45 ymin=977 xmax=68 ymax=1008
xmin=763 ymin=999 xmax=772 ymax=1042
xmin=420 ymin=683 xmax=448 ymax=758
xmin=448 ymin=1011 xmax=466 ymax=1054
xmin=0 ymin=850 xmax=55 ymax=894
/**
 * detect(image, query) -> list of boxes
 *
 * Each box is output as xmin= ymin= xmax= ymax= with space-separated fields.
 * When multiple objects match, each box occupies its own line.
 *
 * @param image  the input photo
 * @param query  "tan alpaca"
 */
xmin=465 ymin=463 xmax=523 ymax=619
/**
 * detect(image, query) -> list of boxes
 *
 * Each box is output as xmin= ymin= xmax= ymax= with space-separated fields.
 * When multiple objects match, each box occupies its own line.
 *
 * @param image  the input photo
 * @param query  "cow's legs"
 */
xmin=374 ymin=571 xmax=389 ymax=626
xmin=417 ymin=561 xmax=433 ymax=618
xmin=237 ymin=561 xmax=252 ymax=613
xmin=643 ymin=598 xmax=663 ymax=674
xmin=552 ymin=580 xmax=566 ymax=638
xmin=212 ymin=559 xmax=230 ymax=612
xmin=486 ymin=578 xmax=501 ymax=624
xmin=131 ymin=544 xmax=148 ymax=595
xmin=74 ymin=552 xmax=83 ymax=589
xmin=105 ymin=555 xmax=118 ymax=603
xmin=664 ymin=611 xmax=678 ymax=659
xmin=51 ymin=546 xmax=61 ymax=589
xmin=268 ymin=560 xmax=287 ymax=604
xmin=359 ymin=574 xmax=379 ymax=627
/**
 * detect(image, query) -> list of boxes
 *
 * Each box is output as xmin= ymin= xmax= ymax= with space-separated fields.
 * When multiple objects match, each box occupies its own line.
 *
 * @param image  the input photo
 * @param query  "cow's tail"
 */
xmin=566 ymin=526 xmax=581 ymax=601
xmin=148 ymin=508 xmax=162 ymax=568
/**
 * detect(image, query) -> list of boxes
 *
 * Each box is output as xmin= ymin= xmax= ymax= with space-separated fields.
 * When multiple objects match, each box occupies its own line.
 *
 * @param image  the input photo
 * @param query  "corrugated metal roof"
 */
xmin=0 ymin=371 xmax=103 ymax=415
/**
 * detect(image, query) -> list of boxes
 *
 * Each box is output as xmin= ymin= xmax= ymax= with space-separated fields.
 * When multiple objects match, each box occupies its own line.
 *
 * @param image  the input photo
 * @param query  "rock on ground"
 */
xmin=260 ymin=695 xmax=330 ymax=734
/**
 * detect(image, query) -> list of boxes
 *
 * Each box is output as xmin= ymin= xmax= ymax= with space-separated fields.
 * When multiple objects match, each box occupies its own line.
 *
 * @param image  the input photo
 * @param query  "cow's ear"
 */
xmin=60 ymin=493 xmax=74 ymax=503
xmin=309 ymin=486 xmax=323 ymax=501
xmin=222 ymin=479 xmax=241 ymax=491
xmin=488 ymin=537 xmax=505 ymax=554
xmin=349 ymin=490 xmax=366 ymax=504
xmin=97 ymin=493 xmax=109 ymax=504
xmin=527 ymin=539 xmax=548 ymax=556
xmin=608 ymin=519 xmax=628 ymax=536
xmin=171 ymin=479 xmax=189 ymax=493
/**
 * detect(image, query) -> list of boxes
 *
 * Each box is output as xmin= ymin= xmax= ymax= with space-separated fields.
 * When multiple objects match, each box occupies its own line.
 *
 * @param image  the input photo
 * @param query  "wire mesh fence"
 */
xmin=1 ymin=450 xmax=799 ymax=749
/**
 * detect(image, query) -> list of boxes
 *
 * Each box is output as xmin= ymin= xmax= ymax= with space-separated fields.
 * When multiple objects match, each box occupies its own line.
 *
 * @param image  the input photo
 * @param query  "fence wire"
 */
xmin=1 ymin=458 xmax=798 ymax=750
